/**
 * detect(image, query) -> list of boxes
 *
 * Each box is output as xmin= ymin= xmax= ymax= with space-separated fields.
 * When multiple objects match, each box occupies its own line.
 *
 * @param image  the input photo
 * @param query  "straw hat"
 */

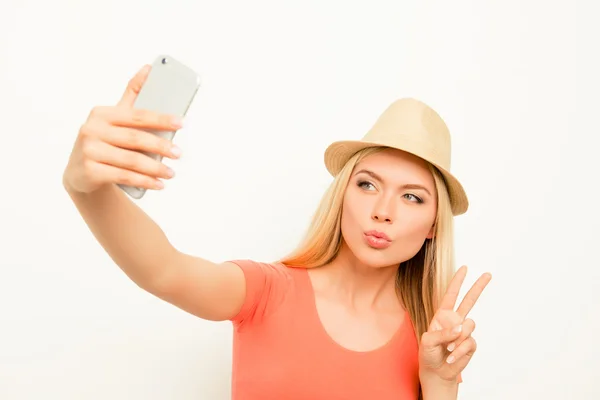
xmin=323 ymin=98 xmax=468 ymax=216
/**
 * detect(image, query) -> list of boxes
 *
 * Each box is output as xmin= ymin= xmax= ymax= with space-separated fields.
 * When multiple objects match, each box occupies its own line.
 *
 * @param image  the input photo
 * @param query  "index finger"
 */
xmin=438 ymin=265 xmax=468 ymax=311
xmin=456 ymin=272 xmax=492 ymax=318
xmin=91 ymin=106 xmax=182 ymax=132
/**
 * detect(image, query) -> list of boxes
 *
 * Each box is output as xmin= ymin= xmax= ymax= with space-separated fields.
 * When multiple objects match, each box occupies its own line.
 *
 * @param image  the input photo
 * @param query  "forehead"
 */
xmin=354 ymin=148 xmax=434 ymax=186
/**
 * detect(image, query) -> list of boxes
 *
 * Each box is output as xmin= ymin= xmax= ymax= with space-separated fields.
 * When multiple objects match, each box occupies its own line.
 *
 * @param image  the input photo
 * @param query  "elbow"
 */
xmin=137 ymin=248 xmax=181 ymax=298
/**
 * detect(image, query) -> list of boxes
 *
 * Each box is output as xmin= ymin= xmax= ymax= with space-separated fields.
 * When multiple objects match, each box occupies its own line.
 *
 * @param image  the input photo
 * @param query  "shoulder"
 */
xmin=227 ymin=259 xmax=301 ymax=284
xmin=226 ymin=259 xmax=306 ymax=328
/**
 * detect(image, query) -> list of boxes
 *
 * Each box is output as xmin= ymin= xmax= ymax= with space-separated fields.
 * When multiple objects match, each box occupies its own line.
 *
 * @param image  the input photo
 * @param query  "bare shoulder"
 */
xmin=151 ymin=255 xmax=303 ymax=322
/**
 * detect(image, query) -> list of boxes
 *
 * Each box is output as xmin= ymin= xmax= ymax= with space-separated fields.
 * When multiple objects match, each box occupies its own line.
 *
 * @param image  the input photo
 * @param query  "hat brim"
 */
xmin=324 ymin=140 xmax=469 ymax=216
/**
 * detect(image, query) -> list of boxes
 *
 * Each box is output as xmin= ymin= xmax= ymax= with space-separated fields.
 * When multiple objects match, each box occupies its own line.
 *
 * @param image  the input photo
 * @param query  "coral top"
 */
xmin=227 ymin=260 xmax=421 ymax=400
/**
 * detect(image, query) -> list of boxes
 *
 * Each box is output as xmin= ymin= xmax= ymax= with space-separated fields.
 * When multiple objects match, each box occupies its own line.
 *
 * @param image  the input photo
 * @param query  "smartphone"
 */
xmin=118 ymin=54 xmax=202 ymax=199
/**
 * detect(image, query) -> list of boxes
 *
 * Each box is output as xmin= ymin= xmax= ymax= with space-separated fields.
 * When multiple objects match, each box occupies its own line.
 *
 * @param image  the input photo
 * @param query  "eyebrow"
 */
xmin=354 ymin=169 xmax=433 ymax=196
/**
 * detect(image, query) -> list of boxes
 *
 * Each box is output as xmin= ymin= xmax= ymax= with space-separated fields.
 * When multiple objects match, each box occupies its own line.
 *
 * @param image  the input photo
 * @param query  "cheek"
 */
xmin=389 ymin=213 xmax=435 ymax=257
xmin=340 ymin=193 xmax=368 ymax=239
xmin=340 ymin=198 xmax=359 ymax=233
xmin=401 ymin=212 xmax=436 ymax=236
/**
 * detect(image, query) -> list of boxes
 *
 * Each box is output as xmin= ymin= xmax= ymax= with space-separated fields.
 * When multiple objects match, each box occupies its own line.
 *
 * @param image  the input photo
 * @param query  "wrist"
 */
xmin=419 ymin=372 xmax=458 ymax=400
xmin=419 ymin=371 xmax=458 ymax=387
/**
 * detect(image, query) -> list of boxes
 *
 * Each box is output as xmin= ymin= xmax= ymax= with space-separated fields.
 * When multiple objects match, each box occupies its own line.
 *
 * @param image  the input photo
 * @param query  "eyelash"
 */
xmin=357 ymin=180 xmax=424 ymax=204
xmin=357 ymin=180 xmax=375 ymax=190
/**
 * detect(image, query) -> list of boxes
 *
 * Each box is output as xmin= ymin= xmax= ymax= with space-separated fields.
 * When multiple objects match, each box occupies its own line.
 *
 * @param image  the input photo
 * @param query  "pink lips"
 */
xmin=364 ymin=230 xmax=392 ymax=249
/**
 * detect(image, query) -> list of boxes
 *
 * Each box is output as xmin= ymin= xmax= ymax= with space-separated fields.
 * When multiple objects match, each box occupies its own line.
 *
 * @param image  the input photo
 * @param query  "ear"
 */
xmin=426 ymin=225 xmax=435 ymax=239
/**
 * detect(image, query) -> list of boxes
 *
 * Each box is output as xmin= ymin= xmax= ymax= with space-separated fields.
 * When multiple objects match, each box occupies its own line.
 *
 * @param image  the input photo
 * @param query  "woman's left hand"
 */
xmin=418 ymin=266 xmax=492 ymax=383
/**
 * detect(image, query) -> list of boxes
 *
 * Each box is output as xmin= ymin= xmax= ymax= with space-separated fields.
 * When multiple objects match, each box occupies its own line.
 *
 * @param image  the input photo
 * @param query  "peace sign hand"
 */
xmin=418 ymin=266 xmax=492 ymax=383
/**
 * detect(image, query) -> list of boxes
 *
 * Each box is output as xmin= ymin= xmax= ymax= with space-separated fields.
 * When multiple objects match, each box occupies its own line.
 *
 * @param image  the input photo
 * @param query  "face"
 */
xmin=340 ymin=148 xmax=438 ymax=269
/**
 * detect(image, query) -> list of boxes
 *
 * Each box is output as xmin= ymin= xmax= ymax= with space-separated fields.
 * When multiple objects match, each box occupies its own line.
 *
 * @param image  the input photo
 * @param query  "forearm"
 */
xmin=65 ymin=181 xmax=175 ymax=291
xmin=420 ymin=375 xmax=458 ymax=400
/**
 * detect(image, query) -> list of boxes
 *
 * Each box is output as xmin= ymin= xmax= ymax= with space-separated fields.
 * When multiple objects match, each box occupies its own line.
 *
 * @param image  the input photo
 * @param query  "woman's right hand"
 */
xmin=63 ymin=65 xmax=184 ymax=194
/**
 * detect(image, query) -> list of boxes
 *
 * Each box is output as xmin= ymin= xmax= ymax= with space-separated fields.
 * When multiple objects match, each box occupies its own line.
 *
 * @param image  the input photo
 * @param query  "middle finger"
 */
xmin=456 ymin=272 xmax=492 ymax=319
xmin=89 ymin=140 xmax=175 ymax=180
xmin=101 ymin=124 xmax=181 ymax=160
xmin=97 ymin=106 xmax=183 ymax=132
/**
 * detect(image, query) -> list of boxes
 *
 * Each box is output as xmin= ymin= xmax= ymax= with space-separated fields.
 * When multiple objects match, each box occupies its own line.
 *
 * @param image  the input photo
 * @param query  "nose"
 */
xmin=372 ymin=212 xmax=392 ymax=223
xmin=371 ymin=197 xmax=394 ymax=223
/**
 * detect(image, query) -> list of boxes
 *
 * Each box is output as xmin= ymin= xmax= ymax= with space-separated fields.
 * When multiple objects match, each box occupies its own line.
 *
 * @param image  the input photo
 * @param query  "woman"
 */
xmin=63 ymin=65 xmax=491 ymax=400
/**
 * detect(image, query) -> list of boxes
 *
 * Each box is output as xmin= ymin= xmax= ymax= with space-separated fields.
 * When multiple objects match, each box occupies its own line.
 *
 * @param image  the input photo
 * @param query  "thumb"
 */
xmin=117 ymin=64 xmax=151 ymax=107
xmin=421 ymin=324 xmax=463 ymax=350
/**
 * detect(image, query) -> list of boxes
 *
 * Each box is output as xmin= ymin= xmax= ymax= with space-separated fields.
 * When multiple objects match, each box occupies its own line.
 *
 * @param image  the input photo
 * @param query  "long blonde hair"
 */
xmin=279 ymin=146 xmax=456 ymax=343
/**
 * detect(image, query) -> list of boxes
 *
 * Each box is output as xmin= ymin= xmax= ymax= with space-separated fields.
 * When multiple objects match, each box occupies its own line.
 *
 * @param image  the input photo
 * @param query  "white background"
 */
xmin=1 ymin=0 xmax=598 ymax=399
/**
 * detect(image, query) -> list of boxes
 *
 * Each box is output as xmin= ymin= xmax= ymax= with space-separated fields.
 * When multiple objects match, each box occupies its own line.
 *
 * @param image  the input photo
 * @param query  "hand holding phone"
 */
xmin=63 ymin=55 xmax=201 ymax=197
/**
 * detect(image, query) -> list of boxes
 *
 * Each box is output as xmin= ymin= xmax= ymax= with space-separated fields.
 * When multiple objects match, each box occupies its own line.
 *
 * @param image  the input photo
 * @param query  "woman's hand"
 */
xmin=63 ymin=65 xmax=184 ymax=195
xmin=418 ymin=266 xmax=492 ymax=384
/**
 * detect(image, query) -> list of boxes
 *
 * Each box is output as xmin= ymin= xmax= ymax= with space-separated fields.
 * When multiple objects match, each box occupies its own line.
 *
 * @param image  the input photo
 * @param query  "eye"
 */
xmin=404 ymin=193 xmax=424 ymax=203
xmin=357 ymin=180 xmax=376 ymax=191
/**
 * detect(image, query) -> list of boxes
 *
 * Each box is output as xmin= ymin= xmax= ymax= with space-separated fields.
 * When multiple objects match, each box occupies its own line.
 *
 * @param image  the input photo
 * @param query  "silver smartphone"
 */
xmin=119 ymin=54 xmax=202 ymax=199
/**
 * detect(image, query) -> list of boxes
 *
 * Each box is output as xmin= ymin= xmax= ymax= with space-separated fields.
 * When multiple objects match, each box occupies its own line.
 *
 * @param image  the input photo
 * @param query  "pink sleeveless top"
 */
xmin=227 ymin=260 xmax=421 ymax=400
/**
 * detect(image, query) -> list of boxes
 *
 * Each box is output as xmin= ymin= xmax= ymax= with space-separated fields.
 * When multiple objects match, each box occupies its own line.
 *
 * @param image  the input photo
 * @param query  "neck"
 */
xmin=314 ymin=242 xmax=401 ymax=313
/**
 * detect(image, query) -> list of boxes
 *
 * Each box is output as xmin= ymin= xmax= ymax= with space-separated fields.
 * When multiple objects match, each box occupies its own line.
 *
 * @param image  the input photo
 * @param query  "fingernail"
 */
xmin=447 ymin=343 xmax=455 ymax=352
xmin=171 ymin=145 xmax=182 ymax=158
xmin=165 ymin=167 xmax=175 ymax=178
xmin=446 ymin=355 xmax=455 ymax=364
xmin=155 ymin=180 xmax=164 ymax=189
xmin=452 ymin=325 xmax=462 ymax=334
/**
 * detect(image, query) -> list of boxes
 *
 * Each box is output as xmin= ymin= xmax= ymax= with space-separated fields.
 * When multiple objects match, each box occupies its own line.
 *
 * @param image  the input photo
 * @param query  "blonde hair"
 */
xmin=279 ymin=146 xmax=456 ymax=343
